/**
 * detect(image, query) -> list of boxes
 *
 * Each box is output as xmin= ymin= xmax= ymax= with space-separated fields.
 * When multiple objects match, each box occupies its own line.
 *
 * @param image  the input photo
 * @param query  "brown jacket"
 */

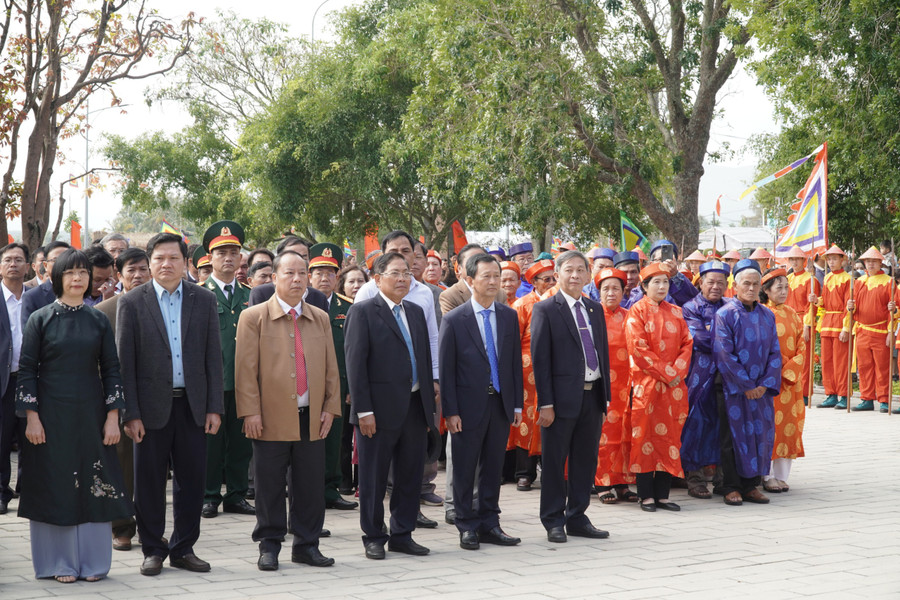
xmin=439 ymin=280 xmax=507 ymax=315
xmin=95 ymin=294 xmax=122 ymax=331
xmin=235 ymin=294 xmax=341 ymax=441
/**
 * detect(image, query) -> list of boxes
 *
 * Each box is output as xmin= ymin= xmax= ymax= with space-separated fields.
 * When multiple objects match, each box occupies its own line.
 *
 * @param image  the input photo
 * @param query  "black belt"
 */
xmin=172 ymin=388 xmax=186 ymax=397
xmin=487 ymin=384 xmax=500 ymax=395
xmin=298 ymin=406 xmax=308 ymax=413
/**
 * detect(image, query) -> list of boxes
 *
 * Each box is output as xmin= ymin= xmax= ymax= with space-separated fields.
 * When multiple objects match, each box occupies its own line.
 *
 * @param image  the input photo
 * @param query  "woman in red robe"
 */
xmin=625 ymin=263 xmax=693 ymax=512
xmin=760 ymin=268 xmax=806 ymax=492
xmin=500 ymin=261 xmax=521 ymax=305
xmin=593 ymin=268 xmax=637 ymax=503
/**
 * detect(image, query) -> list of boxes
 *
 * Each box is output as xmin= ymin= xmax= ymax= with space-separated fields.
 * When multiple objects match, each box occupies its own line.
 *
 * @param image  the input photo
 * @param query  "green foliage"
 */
xmin=745 ymin=0 xmax=900 ymax=248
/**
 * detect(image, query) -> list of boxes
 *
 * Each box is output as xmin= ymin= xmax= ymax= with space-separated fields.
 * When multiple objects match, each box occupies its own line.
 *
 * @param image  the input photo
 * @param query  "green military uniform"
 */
xmin=308 ymin=243 xmax=354 ymax=505
xmin=202 ymin=221 xmax=254 ymax=511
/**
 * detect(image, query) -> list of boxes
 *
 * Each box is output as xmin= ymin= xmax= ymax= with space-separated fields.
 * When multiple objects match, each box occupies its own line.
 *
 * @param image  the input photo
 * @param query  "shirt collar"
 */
xmin=209 ymin=274 xmax=236 ymax=293
xmin=379 ymin=291 xmax=402 ymax=311
xmin=560 ymin=289 xmax=582 ymax=308
xmin=1 ymin=282 xmax=19 ymax=303
xmin=275 ymin=294 xmax=303 ymax=316
xmin=470 ymin=295 xmax=494 ymax=314
xmin=152 ymin=278 xmax=183 ymax=300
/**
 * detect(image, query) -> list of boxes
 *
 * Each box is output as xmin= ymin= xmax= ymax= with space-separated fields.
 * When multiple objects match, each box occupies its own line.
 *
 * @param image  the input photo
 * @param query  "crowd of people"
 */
xmin=0 ymin=223 xmax=896 ymax=582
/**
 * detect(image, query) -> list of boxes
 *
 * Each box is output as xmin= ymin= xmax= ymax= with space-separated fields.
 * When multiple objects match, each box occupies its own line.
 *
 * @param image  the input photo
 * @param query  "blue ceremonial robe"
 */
xmin=713 ymin=301 xmax=782 ymax=479
xmin=515 ymin=279 xmax=533 ymax=298
xmin=622 ymin=271 xmax=698 ymax=308
xmin=680 ymin=294 xmax=727 ymax=471
xmin=582 ymin=282 xmax=600 ymax=302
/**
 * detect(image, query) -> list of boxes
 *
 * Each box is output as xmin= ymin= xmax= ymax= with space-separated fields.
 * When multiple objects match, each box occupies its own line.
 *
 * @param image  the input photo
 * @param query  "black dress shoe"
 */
xmin=140 ymin=555 xmax=163 ymax=576
xmin=480 ymin=526 xmax=520 ymax=546
xmin=460 ymin=530 xmax=480 ymax=550
xmin=640 ymin=502 xmax=657 ymax=512
xmin=257 ymin=551 xmax=278 ymax=571
xmin=223 ymin=499 xmax=256 ymax=515
xmin=516 ymin=477 xmax=532 ymax=491
xmin=291 ymin=546 xmax=335 ymax=567
xmin=338 ymin=486 xmax=355 ymax=495
xmin=0 ymin=499 xmax=7 ymax=514
xmin=547 ymin=526 xmax=567 ymax=543
xmin=444 ymin=509 xmax=456 ymax=524
xmin=326 ymin=497 xmax=359 ymax=510
xmin=388 ymin=538 xmax=430 ymax=556
xmin=567 ymin=523 xmax=610 ymax=539
xmin=416 ymin=510 xmax=438 ymax=528
xmin=319 ymin=529 xmax=331 ymax=538
xmin=655 ymin=501 xmax=681 ymax=511
xmin=201 ymin=502 xmax=218 ymax=518
xmin=364 ymin=541 xmax=385 ymax=560
xmin=170 ymin=553 xmax=211 ymax=572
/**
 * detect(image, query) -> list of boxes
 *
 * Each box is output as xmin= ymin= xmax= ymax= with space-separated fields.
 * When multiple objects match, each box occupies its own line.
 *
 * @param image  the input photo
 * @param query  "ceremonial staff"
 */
xmin=889 ymin=238 xmax=896 ymax=416
xmin=847 ymin=241 xmax=856 ymax=413
xmin=807 ymin=255 xmax=817 ymax=408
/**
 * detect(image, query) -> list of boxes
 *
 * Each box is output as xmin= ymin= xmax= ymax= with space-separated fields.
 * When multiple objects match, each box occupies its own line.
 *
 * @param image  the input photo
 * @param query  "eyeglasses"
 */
xmin=1 ymin=258 xmax=25 ymax=265
xmin=383 ymin=271 xmax=412 ymax=280
xmin=534 ymin=275 xmax=557 ymax=283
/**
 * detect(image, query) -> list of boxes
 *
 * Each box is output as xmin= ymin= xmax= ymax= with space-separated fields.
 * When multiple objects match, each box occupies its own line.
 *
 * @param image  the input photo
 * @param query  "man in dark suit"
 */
xmin=0 ymin=242 xmax=29 ymax=514
xmin=117 ymin=232 xmax=224 ymax=576
xmin=531 ymin=250 xmax=611 ymax=543
xmin=20 ymin=240 xmax=69 ymax=326
xmin=96 ymin=247 xmax=150 ymax=551
xmin=439 ymin=254 xmax=524 ymax=550
xmin=344 ymin=251 xmax=436 ymax=560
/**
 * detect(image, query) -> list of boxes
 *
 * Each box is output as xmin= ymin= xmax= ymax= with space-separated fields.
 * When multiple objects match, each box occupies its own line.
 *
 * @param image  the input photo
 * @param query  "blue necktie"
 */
xmin=480 ymin=309 xmax=501 ymax=393
xmin=393 ymin=305 xmax=418 ymax=387
xmin=575 ymin=301 xmax=599 ymax=372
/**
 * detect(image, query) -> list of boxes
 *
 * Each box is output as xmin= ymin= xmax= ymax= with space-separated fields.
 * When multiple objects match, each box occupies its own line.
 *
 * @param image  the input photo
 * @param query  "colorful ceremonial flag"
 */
xmin=775 ymin=143 xmax=828 ymax=257
xmin=69 ymin=175 xmax=79 ymax=188
xmin=160 ymin=219 xmax=190 ymax=243
xmin=550 ymin=237 xmax=561 ymax=255
xmin=451 ymin=220 xmax=468 ymax=253
xmin=739 ymin=144 xmax=825 ymax=200
xmin=70 ymin=221 xmax=82 ymax=249
xmin=619 ymin=211 xmax=650 ymax=253
xmin=715 ymin=195 xmax=722 ymax=217
xmin=343 ymin=238 xmax=353 ymax=258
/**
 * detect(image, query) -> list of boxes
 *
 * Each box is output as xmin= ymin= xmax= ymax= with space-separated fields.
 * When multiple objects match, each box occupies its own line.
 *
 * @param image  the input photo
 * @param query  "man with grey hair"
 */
xmin=713 ymin=259 xmax=781 ymax=507
xmin=531 ymin=250 xmax=611 ymax=542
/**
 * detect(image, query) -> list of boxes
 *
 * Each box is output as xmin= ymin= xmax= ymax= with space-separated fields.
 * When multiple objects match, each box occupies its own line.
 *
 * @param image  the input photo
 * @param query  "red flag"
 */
xmin=715 ymin=195 xmax=722 ymax=217
xmin=6 ymin=234 xmax=12 ymax=244
xmin=364 ymin=225 xmax=380 ymax=256
xmin=451 ymin=220 xmax=468 ymax=253
xmin=70 ymin=221 xmax=83 ymax=249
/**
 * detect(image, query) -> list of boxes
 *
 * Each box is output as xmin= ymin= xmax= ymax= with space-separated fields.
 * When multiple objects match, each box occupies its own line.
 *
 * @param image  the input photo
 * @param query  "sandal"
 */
xmin=724 ymin=491 xmax=743 ymax=506
xmin=777 ymin=479 xmax=790 ymax=492
xmin=688 ymin=486 xmax=711 ymax=499
xmin=763 ymin=479 xmax=783 ymax=493
xmin=617 ymin=490 xmax=639 ymax=503
xmin=598 ymin=491 xmax=617 ymax=504
xmin=85 ymin=576 xmax=102 ymax=582
xmin=54 ymin=575 xmax=76 ymax=584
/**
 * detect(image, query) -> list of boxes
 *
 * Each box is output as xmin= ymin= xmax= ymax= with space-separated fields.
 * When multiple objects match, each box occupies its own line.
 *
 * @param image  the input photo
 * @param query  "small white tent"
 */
xmin=697 ymin=227 xmax=778 ymax=252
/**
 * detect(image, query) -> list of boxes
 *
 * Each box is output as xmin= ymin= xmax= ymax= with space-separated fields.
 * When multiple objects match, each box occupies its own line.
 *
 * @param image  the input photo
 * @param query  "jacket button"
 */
xmin=289 ymin=333 xmax=294 ymax=338
xmin=290 ymin=352 xmax=295 ymax=357
xmin=291 ymin=394 xmax=297 ymax=400
xmin=291 ymin=373 xmax=296 ymax=378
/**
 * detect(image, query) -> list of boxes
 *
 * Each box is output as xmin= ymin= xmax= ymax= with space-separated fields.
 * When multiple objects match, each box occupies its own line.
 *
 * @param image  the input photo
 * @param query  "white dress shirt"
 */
xmin=2 ymin=282 xmax=23 ymax=372
xmin=560 ymin=290 xmax=601 ymax=382
xmin=355 ymin=277 xmax=439 ymax=379
xmin=275 ymin=295 xmax=310 ymax=408
xmin=209 ymin=274 xmax=237 ymax=297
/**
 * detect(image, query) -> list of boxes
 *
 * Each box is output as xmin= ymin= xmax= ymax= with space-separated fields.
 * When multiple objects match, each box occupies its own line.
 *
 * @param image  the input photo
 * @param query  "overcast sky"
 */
xmin=29 ymin=0 xmax=783 ymax=238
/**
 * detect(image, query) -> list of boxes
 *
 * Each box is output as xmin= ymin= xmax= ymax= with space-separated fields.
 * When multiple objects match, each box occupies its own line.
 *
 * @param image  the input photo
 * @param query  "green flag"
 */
xmin=619 ymin=211 xmax=650 ymax=253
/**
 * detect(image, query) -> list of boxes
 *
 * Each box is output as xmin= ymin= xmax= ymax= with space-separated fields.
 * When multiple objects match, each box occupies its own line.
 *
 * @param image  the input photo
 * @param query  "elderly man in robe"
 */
xmin=713 ymin=259 xmax=782 ymax=506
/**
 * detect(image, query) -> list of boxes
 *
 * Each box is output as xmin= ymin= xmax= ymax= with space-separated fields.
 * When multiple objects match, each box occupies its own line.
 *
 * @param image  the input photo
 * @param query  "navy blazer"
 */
xmin=438 ymin=300 xmax=523 ymax=424
xmin=530 ymin=292 xmax=611 ymax=419
xmin=21 ymin=280 xmax=55 ymax=328
xmin=115 ymin=281 xmax=225 ymax=429
xmin=0 ymin=287 xmax=12 ymax=396
xmin=344 ymin=293 xmax=435 ymax=430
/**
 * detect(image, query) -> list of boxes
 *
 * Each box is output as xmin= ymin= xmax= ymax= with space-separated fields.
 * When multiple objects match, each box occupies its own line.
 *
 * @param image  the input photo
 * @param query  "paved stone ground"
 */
xmin=2 ymin=393 xmax=899 ymax=599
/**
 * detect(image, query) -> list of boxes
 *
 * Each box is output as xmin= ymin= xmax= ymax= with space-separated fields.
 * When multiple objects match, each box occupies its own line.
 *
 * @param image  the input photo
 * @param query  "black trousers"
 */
xmin=451 ymin=393 xmax=509 ymax=533
xmin=0 ymin=373 xmax=24 ymax=502
xmin=540 ymin=388 xmax=603 ymax=530
xmin=134 ymin=395 xmax=206 ymax=560
xmin=339 ymin=396 xmax=356 ymax=490
xmin=204 ymin=390 xmax=251 ymax=506
xmin=635 ymin=471 xmax=673 ymax=501
xmin=252 ymin=409 xmax=325 ymax=553
xmin=356 ymin=392 xmax=427 ymax=546
xmin=515 ymin=448 xmax=538 ymax=481
xmin=111 ymin=423 xmax=136 ymax=538
xmin=716 ymin=376 xmax=761 ymax=495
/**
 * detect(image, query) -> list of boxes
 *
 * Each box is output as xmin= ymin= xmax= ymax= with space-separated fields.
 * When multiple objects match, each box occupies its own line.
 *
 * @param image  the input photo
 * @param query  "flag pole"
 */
xmin=847 ymin=240 xmax=856 ymax=413
xmin=807 ymin=255 xmax=817 ymax=408
xmin=889 ymin=237 xmax=896 ymax=416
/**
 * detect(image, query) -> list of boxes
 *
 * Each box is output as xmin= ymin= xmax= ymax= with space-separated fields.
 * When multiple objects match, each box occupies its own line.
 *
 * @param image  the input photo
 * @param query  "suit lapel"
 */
xmin=181 ymin=283 xmax=195 ymax=342
xmin=374 ymin=294 xmax=405 ymax=344
xmin=142 ymin=285 xmax=170 ymax=345
xmin=462 ymin=302 xmax=488 ymax=361
xmin=555 ymin=293 xmax=580 ymax=344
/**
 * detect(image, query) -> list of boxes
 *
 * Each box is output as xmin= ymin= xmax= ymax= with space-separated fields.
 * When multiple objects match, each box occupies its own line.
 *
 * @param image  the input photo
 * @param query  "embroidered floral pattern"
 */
xmin=17 ymin=393 xmax=37 ymax=406
xmin=54 ymin=299 xmax=85 ymax=312
xmin=105 ymin=384 xmax=124 ymax=406
xmin=90 ymin=461 xmax=124 ymax=498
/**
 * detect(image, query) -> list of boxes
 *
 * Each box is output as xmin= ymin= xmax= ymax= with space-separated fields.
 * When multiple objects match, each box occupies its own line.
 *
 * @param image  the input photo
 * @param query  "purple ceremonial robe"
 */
xmin=713 ymin=301 xmax=781 ymax=479
xmin=680 ymin=294 xmax=728 ymax=471
xmin=622 ymin=271 xmax=699 ymax=308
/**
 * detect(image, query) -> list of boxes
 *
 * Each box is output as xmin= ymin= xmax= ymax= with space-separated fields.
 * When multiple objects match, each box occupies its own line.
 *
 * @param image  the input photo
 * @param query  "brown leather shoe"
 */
xmin=742 ymin=488 xmax=770 ymax=504
xmin=170 ymin=553 xmax=211 ymax=572
xmin=113 ymin=536 xmax=132 ymax=551
xmin=516 ymin=477 xmax=532 ymax=491
xmin=140 ymin=555 xmax=163 ymax=576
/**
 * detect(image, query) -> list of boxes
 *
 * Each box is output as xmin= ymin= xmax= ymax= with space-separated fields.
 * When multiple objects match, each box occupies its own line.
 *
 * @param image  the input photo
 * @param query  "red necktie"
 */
xmin=289 ymin=308 xmax=308 ymax=396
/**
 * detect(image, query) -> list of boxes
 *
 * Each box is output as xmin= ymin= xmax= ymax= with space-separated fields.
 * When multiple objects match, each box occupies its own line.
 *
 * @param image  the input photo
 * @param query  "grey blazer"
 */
xmin=115 ymin=280 xmax=224 ymax=429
